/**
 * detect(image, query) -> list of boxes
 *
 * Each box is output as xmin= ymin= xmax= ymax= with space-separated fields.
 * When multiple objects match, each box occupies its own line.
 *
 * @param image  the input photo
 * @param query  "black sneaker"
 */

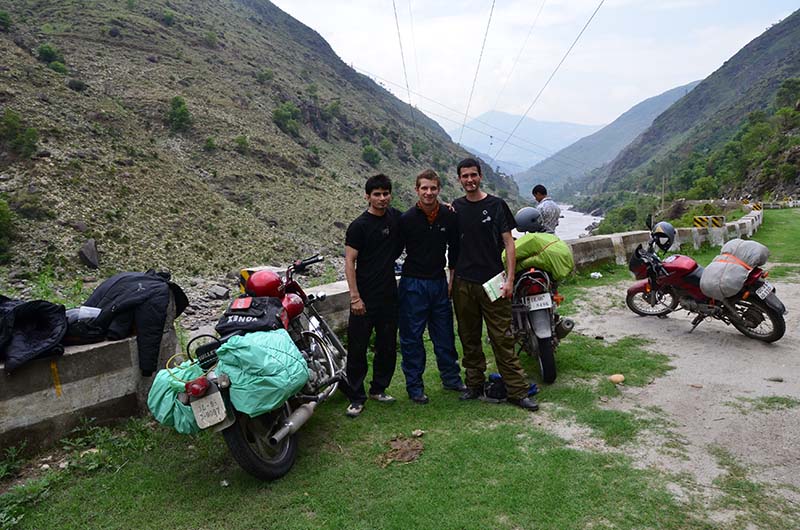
xmin=410 ymin=394 xmax=430 ymax=405
xmin=459 ymin=386 xmax=483 ymax=400
xmin=443 ymin=383 xmax=467 ymax=392
xmin=507 ymin=397 xmax=539 ymax=412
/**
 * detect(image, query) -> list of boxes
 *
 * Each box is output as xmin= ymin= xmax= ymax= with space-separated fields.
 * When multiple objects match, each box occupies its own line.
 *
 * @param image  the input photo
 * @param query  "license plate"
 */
xmin=191 ymin=388 xmax=227 ymax=429
xmin=755 ymin=281 xmax=773 ymax=299
xmin=522 ymin=293 xmax=552 ymax=310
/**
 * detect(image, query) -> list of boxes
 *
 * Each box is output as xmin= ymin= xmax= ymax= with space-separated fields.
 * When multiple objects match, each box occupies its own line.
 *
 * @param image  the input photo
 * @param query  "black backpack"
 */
xmin=0 ymin=296 xmax=67 ymax=373
xmin=214 ymin=296 xmax=284 ymax=336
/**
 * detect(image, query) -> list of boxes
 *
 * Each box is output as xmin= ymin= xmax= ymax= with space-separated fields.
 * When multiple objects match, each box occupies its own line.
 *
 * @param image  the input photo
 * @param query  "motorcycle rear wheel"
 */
xmin=729 ymin=297 xmax=785 ymax=343
xmin=537 ymin=337 xmax=557 ymax=384
xmin=222 ymin=404 xmax=297 ymax=481
xmin=626 ymin=288 xmax=677 ymax=317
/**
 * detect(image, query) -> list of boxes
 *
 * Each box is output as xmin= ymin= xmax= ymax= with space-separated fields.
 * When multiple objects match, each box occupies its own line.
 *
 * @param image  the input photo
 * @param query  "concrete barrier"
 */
xmin=1 ymin=210 xmax=767 ymax=453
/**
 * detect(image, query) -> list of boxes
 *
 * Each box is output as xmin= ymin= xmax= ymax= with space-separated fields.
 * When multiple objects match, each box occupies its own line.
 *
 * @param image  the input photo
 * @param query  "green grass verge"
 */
xmin=725 ymin=396 xmax=800 ymax=414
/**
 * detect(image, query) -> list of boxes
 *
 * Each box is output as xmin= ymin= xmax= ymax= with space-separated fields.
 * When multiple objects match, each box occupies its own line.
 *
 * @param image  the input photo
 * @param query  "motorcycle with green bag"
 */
xmin=148 ymin=255 xmax=347 ymax=480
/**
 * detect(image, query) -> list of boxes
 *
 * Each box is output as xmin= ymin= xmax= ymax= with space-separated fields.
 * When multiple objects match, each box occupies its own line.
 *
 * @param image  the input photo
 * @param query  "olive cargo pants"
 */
xmin=452 ymin=278 xmax=528 ymax=399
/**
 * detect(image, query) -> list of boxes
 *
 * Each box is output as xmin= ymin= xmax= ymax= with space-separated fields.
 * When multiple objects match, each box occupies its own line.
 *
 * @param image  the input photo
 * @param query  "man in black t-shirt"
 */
xmin=342 ymin=174 xmax=402 ymax=417
xmin=398 ymin=169 xmax=465 ymax=405
xmin=452 ymin=158 xmax=538 ymax=412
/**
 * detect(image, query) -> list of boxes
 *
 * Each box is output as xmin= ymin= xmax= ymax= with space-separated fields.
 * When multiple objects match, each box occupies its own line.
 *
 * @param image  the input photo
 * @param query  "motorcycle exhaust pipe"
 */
xmin=269 ymin=402 xmax=318 ymax=446
xmin=555 ymin=318 xmax=574 ymax=339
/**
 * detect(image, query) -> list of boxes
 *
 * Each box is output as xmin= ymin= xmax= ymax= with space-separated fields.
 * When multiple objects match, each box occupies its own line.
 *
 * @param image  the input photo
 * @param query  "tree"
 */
xmin=362 ymin=145 xmax=380 ymax=167
xmin=37 ymin=44 xmax=63 ymax=63
xmin=167 ymin=96 xmax=192 ymax=132
xmin=272 ymin=102 xmax=301 ymax=137
xmin=775 ymin=78 xmax=800 ymax=109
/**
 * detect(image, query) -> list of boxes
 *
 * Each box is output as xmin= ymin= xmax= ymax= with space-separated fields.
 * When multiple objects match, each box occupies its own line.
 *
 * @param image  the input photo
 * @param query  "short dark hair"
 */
xmin=365 ymin=173 xmax=392 ymax=194
xmin=415 ymin=169 xmax=440 ymax=188
xmin=532 ymin=184 xmax=547 ymax=196
xmin=456 ymin=157 xmax=482 ymax=177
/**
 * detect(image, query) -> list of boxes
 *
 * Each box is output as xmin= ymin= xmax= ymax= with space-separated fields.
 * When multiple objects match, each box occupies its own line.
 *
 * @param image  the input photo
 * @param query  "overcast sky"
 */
xmin=270 ymin=0 xmax=798 ymax=132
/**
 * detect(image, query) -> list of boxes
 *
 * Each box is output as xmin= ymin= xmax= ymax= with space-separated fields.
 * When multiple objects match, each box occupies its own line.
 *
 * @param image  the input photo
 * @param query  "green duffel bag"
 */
xmin=147 ymin=360 xmax=202 ymax=435
xmin=503 ymin=232 xmax=575 ymax=281
xmin=215 ymin=329 xmax=309 ymax=417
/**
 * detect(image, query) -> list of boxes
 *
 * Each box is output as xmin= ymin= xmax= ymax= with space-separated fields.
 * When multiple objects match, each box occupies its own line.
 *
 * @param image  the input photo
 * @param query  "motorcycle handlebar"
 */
xmin=292 ymin=254 xmax=324 ymax=273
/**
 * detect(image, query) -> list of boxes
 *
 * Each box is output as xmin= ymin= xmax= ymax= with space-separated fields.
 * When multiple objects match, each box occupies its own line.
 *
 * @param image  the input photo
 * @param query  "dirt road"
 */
xmin=569 ymin=278 xmax=800 ymax=496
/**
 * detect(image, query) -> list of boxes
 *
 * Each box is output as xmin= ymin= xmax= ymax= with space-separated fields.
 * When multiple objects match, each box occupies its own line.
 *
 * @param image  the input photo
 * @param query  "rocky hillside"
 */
xmin=516 ymin=80 xmax=700 ymax=195
xmin=576 ymin=8 xmax=800 ymax=197
xmin=0 ymin=0 xmax=519 ymax=277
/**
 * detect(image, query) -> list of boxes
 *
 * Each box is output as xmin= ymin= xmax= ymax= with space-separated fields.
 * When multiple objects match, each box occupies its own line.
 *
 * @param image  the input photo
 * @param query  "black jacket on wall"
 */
xmin=83 ymin=271 xmax=189 ymax=376
xmin=0 ymin=296 xmax=67 ymax=373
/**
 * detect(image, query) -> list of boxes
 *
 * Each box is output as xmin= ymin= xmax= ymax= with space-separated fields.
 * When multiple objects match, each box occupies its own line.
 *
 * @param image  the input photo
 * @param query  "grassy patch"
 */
xmin=752 ymin=209 xmax=800 ymax=263
xmin=709 ymin=446 xmax=800 ymax=529
xmin=766 ymin=265 xmax=800 ymax=279
xmin=725 ymin=396 xmax=800 ymax=414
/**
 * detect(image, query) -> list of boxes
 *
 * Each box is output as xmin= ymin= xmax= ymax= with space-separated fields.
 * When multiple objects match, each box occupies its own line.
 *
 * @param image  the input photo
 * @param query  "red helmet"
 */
xmin=281 ymin=293 xmax=305 ymax=321
xmin=245 ymin=270 xmax=284 ymax=297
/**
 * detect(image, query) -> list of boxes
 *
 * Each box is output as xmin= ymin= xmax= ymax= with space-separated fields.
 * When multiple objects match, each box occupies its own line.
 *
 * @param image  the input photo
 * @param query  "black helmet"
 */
xmin=515 ymin=207 xmax=544 ymax=233
xmin=652 ymin=221 xmax=676 ymax=252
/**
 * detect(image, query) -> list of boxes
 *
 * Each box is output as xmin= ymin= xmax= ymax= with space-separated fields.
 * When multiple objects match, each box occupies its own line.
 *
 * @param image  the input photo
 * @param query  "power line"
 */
xmin=493 ymin=0 xmax=605 ymax=161
xmin=458 ymin=0 xmax=496 ymax=144
xmin=352 ymin=65 xmax=597 ymax=172
xmin=391 ymin=0 xmax=415 ymax=128
xmin=491 ymin=0 xmax=547 ymax=113
xmin=407 ymin=0 xmax=422 ymax=90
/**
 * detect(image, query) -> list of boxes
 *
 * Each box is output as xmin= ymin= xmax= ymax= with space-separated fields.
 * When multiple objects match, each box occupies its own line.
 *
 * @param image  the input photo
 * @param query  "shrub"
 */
xmin=203 ymin=137 xmax=217 ymax=151
xmin=360 ymin=136 xmax=370 ymax=147
xmin=167 ymin=96 xmax=191 ymax=132
xmin=272 ymin=102 xmax=301 ymax=137
xmin=378 ymin=137 xmax=393 ymax=155
xmin=321 ymin=100 xmax=341 ymax=121
xmin=362 ymin=145 xmax=380 ymax=167
xmin=0 ymin=198 xmax=12 ymax=263
xmin=0 ymin=11 xmax=12 ymax=32
xmin=1 ymin=109 xmax=38 ymax=158
xmin=203 ymin=31 xmax=217 ymax=48
xmin=233 ymin=135 xmax=249 ymax=154
xmin=256 ymin=69 xmax=274 ymax=84
xmin=67 ymin=79 xmax=87 ymax=92
xmin=162 ymin=11 xmax=175 ymax=26
xmin=411 ymin=140 xmax=428 ymax=158
xmin=48 ymin=61 xmax=67 ymax=74
xmin=37 ymin=43 xmax=63 ymax=63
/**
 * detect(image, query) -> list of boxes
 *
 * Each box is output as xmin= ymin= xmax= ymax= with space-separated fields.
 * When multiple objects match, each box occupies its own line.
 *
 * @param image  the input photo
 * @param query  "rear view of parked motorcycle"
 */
xmin=626 ymin=220 xmax=786 ymax=343
xmin=509 ymin=208 xmax=575 ymax=384
xmin=149 ymin=255 xmax=347 ymax=481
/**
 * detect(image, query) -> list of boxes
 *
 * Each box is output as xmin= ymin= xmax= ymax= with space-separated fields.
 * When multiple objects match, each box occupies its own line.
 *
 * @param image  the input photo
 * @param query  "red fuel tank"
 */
xmin=662 ymin=254 xmax=698 ymax=277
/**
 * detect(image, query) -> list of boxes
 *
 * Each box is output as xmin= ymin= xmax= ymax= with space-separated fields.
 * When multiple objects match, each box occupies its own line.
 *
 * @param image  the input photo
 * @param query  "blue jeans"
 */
xmin=398 ymin=276 xmax=464 ymax=397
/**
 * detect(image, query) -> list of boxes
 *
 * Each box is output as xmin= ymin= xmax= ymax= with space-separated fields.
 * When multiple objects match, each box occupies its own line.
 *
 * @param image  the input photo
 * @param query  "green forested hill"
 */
xmin=0 ymin=0 xmax=519 ymax=276
xmin=572 ymin=8 xmax=800 ymax=198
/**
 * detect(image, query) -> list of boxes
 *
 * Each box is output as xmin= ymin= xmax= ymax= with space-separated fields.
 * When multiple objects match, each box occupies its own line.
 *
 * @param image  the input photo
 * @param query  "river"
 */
xmin=512 ymin=204 xmax=603 ymax=240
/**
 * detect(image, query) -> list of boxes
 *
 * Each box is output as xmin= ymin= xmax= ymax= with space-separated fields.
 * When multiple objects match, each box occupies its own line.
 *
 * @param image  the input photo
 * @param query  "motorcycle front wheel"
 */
xmin=222 ymin=404 xmax=297 ymax=481
xmin=626 ymin=288 xmax=677 ymax=317
xmin=729 ymin=297 xmax=785 ymax=343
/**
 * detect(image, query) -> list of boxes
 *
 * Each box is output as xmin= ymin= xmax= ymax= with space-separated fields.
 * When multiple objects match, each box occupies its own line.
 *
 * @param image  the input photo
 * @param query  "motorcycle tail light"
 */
xmin=553 ymin=293 xmax=564 ymax=305
xmin=185 ymin=376 xmax=210 ymax=397
xmin=742 ymin=290 xmax=751 ymax=300
xmin=526 ymin=283 xmax=544 ymax=295
xmin=645 ymin=283 xmax=651 ymax=293
xmin=762 ymin=271 xmax=769 ymax=278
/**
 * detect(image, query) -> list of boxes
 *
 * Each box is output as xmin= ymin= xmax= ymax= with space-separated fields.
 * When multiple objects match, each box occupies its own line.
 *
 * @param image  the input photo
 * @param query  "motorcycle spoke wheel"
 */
xmin=222 ymin=404 xmax=298 ymax=481
xmin=301 ymin=331 xmax=340 ymax=400
xmin=730 ymin=298 xmax=785 ymax=343
xmin=626 ymin=289 xmax=676 ymax=317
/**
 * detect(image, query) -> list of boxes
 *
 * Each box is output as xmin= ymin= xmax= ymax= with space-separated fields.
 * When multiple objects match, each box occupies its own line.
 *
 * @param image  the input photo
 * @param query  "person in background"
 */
xmin=342 ymin=174 xmax=402 ymax=417
xmin=398 ymin=169 xmax=466 ymax=405
xmin=451 ymin=158 xmax=539 ymax=412
xmin=532 ymin=184 xmax=560 ymax=234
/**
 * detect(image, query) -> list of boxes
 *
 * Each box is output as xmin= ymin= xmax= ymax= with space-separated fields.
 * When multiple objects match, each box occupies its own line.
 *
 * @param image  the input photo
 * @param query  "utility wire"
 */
xmin=458 ymin=0 xmax=496 ymax=144
xmin=353 ymin=65 xmax=597 ymax=172
xmin=391 ymin=0 xmax=416 ymax=128
xmin=407 ymin=0 xmax=422 ymax=90
xmin=491 ymin=0 xmax=547 ymax=113
xmin=493 ymin=0 xmax=605 ymax=161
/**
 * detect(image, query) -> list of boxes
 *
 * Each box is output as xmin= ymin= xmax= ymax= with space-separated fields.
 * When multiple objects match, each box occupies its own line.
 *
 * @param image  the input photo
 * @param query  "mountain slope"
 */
xmin=515 ymin=80 xmax=700 ymax=195
xmin=448 ymin=110 xmax=602 ymax=172
xmin=0 ymin=0 xmax=519 ymax=276
xmin=587 ymin=8 xmax=800 ymax=194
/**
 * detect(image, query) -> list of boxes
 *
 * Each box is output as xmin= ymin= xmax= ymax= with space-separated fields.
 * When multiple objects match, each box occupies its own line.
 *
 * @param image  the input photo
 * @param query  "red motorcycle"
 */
xmin=179 ymin=255 xmax=347 ymax=480
xmin=626 ymin=220 xmax=786 ymax=343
